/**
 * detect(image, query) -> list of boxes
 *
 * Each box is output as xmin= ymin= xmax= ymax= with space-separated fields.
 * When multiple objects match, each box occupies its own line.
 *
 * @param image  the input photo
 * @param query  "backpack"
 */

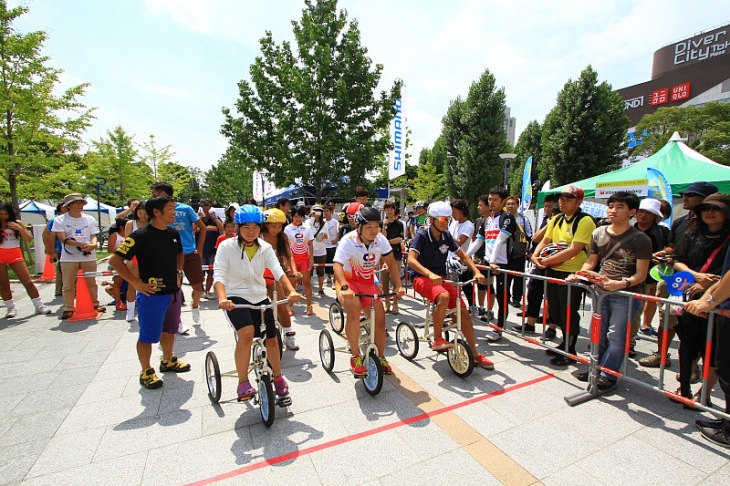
xmin=508 ymin=218 xmax=530 ymax=259
xmin=554 ymin=210 xmax=592 ymax=254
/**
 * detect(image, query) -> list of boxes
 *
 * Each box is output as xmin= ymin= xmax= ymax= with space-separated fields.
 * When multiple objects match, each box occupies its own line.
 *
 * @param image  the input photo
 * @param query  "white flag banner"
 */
xmin=388 ymin=86 xmax=406 ymax=180
xmin=252 ymin=170 xmax=277 ymax=203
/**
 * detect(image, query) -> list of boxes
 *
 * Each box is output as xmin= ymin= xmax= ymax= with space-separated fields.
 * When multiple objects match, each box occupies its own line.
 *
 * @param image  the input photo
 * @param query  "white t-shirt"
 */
xmin=333 ymin=231 xmax=392 ymax=284
xmin=324 ymin=218 xmax=339 ymax=249
xmin=305 ymin=219 xmax=328 ymax=257
xmin=0 ymin=228 xmax=20 ymax=249
xmin=448 ymin=219 xmax=474 ymax=255
xmin=283 ymin=223 xmax=314 ymax=257
xmin=51 ymin=213 xmax=99 ymax=262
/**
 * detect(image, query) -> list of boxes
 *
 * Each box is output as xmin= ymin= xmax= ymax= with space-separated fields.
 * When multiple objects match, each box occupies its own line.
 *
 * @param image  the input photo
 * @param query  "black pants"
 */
xmin=459 ymin=268 xmax=475 ymax=308
xmin=676 ymin=312 xmax=717 ymax=398
xmin=716 ymin=315 xmax=730 ymax=423
xmin=494 ymin=260 xmax=522 ymax=328
xmin=526 ymin=268 xmax=546 ymax=320
xmin=546 ymin=268 xmax=581 ymax=353
xmin=507 ymin=258 xmax=527 ymax=304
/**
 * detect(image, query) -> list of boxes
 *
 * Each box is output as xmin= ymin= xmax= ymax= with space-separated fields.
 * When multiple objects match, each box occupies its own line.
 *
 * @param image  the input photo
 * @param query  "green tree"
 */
xmin=441 ymin=69 xmax=507 ymax=205
xmin=634 ymin=102 xmax=730 ymax=165
xmin=205 ymin=150 xmax=254 ymax=204
xmin=509 ymin=120 xmax=543 ymax=199
xmin=175 ymin=165 xmax=201 ymax=204
xmin=540 ymin=65 xmax=629 ymax=186
xmin=140 ymin=134 xmax=175 ymax=181
xmin=413 ymin=145 xmax=447 ymax=202
xmin=222 ymin=0 xmax=400 ymax=199
xmin=90 ymin=126 xmax=152 ymax=206
xmin=0 ymin=1 xmax=93 ymax=210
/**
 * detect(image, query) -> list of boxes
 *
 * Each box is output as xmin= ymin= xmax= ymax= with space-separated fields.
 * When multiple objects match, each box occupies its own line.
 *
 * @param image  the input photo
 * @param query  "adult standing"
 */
xmin=531 ymin=185 xmax=596 ymax=365
xmin=323 ymin=204 xmax=339 ymax=288
xmin=382 ymin=201 xmax=404 ymax=314
xmin=151 ymin=182 xmax=206 ymax=328
xmin=52 ymin=194 xmax=105 ymax=320
xmin=42 ymin=203 xmax=68 ymax=297
xmin=198 ymin=199 xmax=224 ymax=300
xmin=110 ymin=196 xmax=190 ymax=389
xmin=448 ymin=199 xmax=475 ymax=309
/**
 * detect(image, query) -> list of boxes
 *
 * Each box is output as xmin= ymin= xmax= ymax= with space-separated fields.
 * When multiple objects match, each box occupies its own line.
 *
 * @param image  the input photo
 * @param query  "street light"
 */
xmin=499 ymin=153 xmax=517 ymax=192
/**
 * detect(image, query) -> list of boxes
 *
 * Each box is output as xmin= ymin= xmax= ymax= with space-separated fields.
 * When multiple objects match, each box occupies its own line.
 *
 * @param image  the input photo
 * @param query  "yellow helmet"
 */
xmin=264 ymin=208 xmax=287 ymax=224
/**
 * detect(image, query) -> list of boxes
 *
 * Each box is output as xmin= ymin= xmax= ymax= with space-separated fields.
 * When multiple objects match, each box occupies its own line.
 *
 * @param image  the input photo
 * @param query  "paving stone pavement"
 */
xmin=0 ymin=267 xmax=729 ymax=485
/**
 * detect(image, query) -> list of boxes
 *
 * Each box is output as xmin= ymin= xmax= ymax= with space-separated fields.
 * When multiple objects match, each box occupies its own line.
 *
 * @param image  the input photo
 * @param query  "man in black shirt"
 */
xmin=111 ymin=196 xmax=189 ymax=390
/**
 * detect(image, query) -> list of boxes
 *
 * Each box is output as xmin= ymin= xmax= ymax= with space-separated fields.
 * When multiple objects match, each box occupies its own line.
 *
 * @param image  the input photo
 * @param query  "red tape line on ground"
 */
xmin=185 ymin=373 xmax=555 ymax=486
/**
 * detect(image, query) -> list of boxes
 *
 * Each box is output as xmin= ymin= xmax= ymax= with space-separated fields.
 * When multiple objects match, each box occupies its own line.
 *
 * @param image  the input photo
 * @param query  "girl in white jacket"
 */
xmin=214 ymin=206 xmax=300 ymax=401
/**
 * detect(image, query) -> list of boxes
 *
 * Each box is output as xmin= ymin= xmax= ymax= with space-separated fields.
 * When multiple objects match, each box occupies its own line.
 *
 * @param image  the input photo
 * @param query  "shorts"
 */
xmin=223 ymin=296 xmax=276 ymax=339
xmin=137 ymin=290 xmax=182 ymax=344
xmin=202 ymin=254 xmax=215 ymax=276
xmin=325 ymin=247 xmax=336 ymax=275
xmin=314 ymin=255 xmax=326 ymax=277
xmin=413 ymin=276 xmax=464 ymax=309
xmin=293 ymin=253 xmax=311 ymax=273
xmin=0 ymin=247 xmax=24 ymax=265
xmin=183 ymin=252 xmax=204 ymax=285
xmin=336 ymin=280 xmax=381 ymax=308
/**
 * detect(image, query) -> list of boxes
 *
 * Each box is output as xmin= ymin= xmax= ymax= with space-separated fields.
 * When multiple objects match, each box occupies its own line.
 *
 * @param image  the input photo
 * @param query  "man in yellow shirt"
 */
xmin=531 ymin=185 xmax=596 ymax=365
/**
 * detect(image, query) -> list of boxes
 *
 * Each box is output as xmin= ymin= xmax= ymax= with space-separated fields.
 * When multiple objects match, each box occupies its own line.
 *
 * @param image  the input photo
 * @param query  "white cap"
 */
xmin=639 ymin=198 xmax=663 ymax=220
xmin=427 ymin=201 xmax=452 ymax=218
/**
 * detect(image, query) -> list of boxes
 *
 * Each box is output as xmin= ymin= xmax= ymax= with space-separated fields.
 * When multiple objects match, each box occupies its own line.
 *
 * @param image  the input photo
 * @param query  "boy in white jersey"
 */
xmin=334 ymin=206 xmax=405 ymax=377
xmin=284 ymin=206 xmax=315 ymax=315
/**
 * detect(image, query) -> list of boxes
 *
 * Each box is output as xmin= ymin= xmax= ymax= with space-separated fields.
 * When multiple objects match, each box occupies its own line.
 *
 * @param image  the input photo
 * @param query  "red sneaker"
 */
xmin=350 ymin=355 xmax=367 ymax=377
xmin=380 ymin=357 xmax=392 ymax=375
xmin=432 ymin=337 xmax=453 ymax=352
xmin=475 ymin=353 xmax=494 ymax=370
xmin=116 ymin=302 xmax=127 ymax=311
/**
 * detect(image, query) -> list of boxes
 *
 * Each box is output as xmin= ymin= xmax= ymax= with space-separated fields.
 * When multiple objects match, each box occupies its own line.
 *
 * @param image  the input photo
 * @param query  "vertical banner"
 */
xmin=646 ymin=167 xmax=673 ymax=226
xmin=520 ymin=156 xmax=533 ymax=215
xmin=252 ymin=170 xmax=276 ymax=205
xmin=388 ymin=86 xmax=406 ymax=180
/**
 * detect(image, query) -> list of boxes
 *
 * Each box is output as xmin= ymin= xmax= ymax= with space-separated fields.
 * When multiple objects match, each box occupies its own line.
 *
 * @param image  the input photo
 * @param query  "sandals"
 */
xmin=61 ymin=310 xmax=74 ymax=320
xmin=306 ymin=306 xmax=313 ymax=316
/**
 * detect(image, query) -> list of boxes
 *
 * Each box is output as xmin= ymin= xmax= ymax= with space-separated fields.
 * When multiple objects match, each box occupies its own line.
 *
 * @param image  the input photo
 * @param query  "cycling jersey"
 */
xmin=333 ymin=231 xmax=392 ymax=284
xmin=283 ymin=223 xmax=314 ymax=257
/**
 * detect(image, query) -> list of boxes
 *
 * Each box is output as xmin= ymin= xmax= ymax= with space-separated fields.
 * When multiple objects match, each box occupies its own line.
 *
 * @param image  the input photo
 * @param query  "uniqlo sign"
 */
xmin=651 ymin=88 xmax=669 ymax=106
xmin=671 ymin=83 xmax=691 ymax=101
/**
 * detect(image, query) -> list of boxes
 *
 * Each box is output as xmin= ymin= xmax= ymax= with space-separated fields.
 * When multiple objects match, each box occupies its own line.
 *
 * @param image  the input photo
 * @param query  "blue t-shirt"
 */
xmin=172 ymin=202 xmax=199 ymax=255
xmin=408 ymin=226 xmax=459 ymax=279
xmin=47 ymin=217 xmax=62 ymax=254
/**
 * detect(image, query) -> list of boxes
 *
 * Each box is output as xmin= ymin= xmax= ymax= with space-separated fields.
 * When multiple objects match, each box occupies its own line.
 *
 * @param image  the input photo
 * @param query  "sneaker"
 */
xmin=485 ymin=330 xmax=502 ymax=342
xmin=159 ymin=355 xmax=191 ymax=373
xmin=510 ymin=300 xmax=521 ymax=308
xmin=543 ymin=327 xmax=557 ymax=341
xmin=5 ymin=308 xmax=16 ymax=318
xmin=350 ymin=355 xmax=367 ymax=377
xmin=478 ymin=307 xmax=486 ymax=316
xmin=639 ymin=327 xmax=659 ymax=337
xmin=273 ymin=376 xmax=289 ymax=396
xmin=638 ymin=352 xmax=670 ymax=368
xmin=305 ymin=306 xmax=313 ymax=316
xmin=380 ymin=357 xmax=393 ymax=375
xmin=178 ymin=323 xmax=189 ymax=335
xmin=628 ymin=346 xmax=637 ymax=358
xmin=690 ymin=367 xmax=701 ymax=384
xmin=696 ymin=418 xmax=724 ymax=429
xmin=288 ymin=308 xmax=294 ymax=316
xmin=318 ymin=289 xmax=325 ymax=296
xmin=513 ymin=324 xmax=536 ymax=333
xmin=479 ymin=310 xmax=494 ymax=323
xmin=285 ymin=332 xmax=299 ymax=350
xmin=700 ymin=426 xmax=730 ymax=448
xmin=475 ymin=353 xmax=494 ymax=370
xmin=432 ymin=337 xmax=453 ymax=352
xmin=116 ymin=301 xmax=127 ymax=311
xmin=35 ymin=304 xmax=52 ymax=315
xmin=203 ymin=292 xmax=215 ymax=300
xmin=140 ymin=368 xmax=163 ymax=389
xmin=596 ymin=375 xmax=616 ymax=391
xmin=126 ymin=308 xmax=135 ymax=322
xmin=576 ymin=371 xmax=589 ymax=382
xmin=236 ymin=381 xmax=256 ymax=401
xmin=191 ymin=306 xmax=200 ymax=323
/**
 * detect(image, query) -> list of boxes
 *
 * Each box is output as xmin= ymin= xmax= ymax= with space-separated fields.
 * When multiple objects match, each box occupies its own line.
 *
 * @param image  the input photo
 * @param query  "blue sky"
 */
xmin=11 ymin=0 xmax=727 ymax=172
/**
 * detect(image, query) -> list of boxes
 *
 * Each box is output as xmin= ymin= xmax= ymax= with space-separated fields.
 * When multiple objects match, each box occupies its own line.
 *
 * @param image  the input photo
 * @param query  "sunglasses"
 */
xmin=432 ymin=216 xmax=452 ymax=223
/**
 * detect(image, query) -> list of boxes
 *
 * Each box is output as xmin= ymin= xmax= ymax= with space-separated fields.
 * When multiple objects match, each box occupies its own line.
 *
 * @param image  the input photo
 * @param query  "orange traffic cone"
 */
xmin=35 ymin=255 xmax=56 ymax=282
xmin=68 ymin=269 xmax=101 ymax=321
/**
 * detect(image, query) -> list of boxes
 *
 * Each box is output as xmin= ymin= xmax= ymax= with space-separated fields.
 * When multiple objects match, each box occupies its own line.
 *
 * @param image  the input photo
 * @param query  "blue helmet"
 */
xmin=234 ymin=205 xmax=265 ymax=225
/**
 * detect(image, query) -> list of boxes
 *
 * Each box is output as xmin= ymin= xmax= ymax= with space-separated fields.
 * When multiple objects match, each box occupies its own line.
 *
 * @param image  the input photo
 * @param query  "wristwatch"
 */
xmin=706 ymin=294 xmax=718 ymax=307
xmin=622 ymin=277 xmax=631 ymax=289
xmin=177 ymin=270 xmax=184 ymax=276
xmin=340 ymin=284 xmax=349 ymax=291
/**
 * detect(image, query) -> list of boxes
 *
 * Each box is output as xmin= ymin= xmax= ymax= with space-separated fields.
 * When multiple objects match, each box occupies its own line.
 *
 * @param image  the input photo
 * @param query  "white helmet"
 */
xmin=427 ymin=201 xmax=452 ymax=218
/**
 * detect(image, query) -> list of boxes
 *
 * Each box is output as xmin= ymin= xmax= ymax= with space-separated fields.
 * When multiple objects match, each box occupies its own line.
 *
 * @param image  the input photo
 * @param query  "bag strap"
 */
xmin=699 ymin=234 xmax=730 ymax=274
xmin=598 ymin=227 xmax=642 ymax=268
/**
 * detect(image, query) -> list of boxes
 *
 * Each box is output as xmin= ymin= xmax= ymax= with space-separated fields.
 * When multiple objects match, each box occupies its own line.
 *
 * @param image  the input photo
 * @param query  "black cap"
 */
xmin=680 ymin=182 xmax=718 ymax=198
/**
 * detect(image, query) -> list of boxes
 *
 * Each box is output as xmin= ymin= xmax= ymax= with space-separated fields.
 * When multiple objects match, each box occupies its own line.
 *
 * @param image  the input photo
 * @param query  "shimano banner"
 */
xmin=388 ymin=89 xmax=406 ymax=180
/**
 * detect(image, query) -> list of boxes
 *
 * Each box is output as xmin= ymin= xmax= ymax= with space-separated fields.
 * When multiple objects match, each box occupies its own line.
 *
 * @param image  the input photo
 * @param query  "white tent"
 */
xmin=83 ymin=195 xmax=117 ymax=227
xmin=19 ymin=199 xmax=55 ymax=225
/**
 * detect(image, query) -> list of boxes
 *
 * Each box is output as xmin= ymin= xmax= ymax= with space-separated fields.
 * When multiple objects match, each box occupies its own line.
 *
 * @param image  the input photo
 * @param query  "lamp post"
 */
xmin=499 ymin=153 xmax=517 ymax=192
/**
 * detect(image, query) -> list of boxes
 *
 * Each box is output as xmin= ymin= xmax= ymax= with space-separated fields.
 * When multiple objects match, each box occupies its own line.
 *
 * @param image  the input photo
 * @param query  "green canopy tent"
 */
xmin=537 ymin=132 xmax=730 ymax=206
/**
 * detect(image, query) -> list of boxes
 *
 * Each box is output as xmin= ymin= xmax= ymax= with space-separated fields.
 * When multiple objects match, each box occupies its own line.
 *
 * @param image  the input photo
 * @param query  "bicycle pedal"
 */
xmin=277 ymin=396 xmax=292 ymax=407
